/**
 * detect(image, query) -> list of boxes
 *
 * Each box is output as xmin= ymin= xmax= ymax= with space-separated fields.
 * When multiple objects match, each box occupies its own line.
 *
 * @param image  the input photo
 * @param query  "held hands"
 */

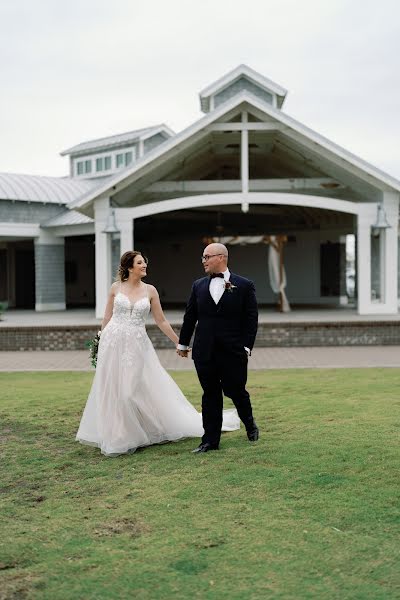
xmin=176 ymin=347 xmax=191 ymax=358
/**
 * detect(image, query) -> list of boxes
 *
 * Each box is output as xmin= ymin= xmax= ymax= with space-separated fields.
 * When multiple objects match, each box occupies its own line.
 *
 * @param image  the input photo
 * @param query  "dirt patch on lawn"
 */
xmin=94 ymin=517 xmax=150 ymax=538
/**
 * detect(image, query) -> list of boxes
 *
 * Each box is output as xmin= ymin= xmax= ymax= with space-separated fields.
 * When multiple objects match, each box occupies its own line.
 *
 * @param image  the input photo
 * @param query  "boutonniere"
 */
xmin=224 ymin=280 xmax=237 ymax=293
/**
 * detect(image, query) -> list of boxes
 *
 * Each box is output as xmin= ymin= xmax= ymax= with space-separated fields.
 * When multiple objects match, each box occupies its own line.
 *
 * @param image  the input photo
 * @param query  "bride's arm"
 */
xmin=148 ymin=285 xmax=179 ymax=345
xmin=101 ymin=282 xmax=118 ymax=330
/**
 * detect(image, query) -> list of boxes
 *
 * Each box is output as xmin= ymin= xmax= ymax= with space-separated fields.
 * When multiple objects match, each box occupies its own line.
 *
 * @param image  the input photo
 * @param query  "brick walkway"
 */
xmin=1 ymin=346 xmax=399 ymax=372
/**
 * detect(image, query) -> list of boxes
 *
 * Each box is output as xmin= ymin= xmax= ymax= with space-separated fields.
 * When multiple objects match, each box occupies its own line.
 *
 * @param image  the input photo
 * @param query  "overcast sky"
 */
xmin=0 ymin=0 xmax=399 ymax=179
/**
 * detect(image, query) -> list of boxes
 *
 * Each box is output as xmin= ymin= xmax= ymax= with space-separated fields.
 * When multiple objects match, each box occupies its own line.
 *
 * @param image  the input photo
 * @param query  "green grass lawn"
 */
xmin=0 ymin=368 xmax=399 ymax=600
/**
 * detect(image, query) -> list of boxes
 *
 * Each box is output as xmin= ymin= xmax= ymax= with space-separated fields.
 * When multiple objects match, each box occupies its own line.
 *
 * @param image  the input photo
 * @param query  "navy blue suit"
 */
xmin=179 ymin=273 xmax=258 ymax=446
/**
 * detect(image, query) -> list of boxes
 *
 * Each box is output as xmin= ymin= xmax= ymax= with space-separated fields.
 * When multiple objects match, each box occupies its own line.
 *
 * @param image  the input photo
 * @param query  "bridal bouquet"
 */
xmin=87 ymin=331 xmax=101 ymax=368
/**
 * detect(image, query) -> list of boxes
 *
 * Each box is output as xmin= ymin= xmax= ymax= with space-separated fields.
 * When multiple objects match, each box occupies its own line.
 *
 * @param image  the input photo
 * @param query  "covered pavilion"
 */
xmin=1 ymin=65 xmax=399 ymax=320
xmin=69 ymin=65 xmax=400 ymax=318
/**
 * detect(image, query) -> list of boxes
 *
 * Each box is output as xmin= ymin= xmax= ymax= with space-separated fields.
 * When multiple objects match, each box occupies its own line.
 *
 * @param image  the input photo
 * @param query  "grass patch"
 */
xmin=0 ymin=369 xmax=399 ymax=599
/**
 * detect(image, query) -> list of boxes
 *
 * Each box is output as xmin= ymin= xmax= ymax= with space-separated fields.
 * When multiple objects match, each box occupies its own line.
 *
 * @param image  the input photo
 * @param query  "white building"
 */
xmin=1 ymin=65 xmax=399 ymax=318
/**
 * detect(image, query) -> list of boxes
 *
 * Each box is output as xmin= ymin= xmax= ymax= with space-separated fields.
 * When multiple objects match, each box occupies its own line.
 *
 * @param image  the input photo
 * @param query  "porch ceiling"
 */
xmin=134 ymin=204 xmax=354 ymax=241
xmin=111 ymin=127 xmax=383 ymax=208
xmin=71 ymin=91 xmax=400 ymax=218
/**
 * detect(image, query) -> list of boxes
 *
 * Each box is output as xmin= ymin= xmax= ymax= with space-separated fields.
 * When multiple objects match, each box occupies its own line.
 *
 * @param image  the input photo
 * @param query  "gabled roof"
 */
xmin=60 ymin=124 xmax=175 ymax=157
xmin=69 ymin=90 xmax=400 ymax=216
xmin=199 ymin=64 xmax=288 ymax=112
xmin=0 ymin=172 xmax=98 ymax=204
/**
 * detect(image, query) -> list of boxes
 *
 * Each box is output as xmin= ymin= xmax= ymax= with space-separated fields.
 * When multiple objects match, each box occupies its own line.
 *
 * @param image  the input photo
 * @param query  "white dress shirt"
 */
xmin=209 ymin=268 xmax=230 ymax=304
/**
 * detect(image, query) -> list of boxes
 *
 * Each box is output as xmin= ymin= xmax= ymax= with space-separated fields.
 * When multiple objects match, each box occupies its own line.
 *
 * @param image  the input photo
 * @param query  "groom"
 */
xmin=177 ymin=243 xmax=259 ymax=453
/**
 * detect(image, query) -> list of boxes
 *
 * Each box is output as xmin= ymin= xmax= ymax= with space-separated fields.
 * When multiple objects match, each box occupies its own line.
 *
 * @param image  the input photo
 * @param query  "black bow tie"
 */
xmin=210 ymin=273 xmax=224 ymax=279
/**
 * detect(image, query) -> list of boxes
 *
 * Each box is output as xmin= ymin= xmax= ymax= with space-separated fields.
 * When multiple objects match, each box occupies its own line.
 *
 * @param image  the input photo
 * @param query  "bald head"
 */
xmin=206 ymin=243 xmax=228 ymax=256
xmin=202 ymin=243 xmax=229 ymax=275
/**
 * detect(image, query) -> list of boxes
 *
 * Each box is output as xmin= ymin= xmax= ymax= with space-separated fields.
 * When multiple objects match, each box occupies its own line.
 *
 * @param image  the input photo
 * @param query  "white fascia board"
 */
xmin=115 ymin=193 xmax=364 ymax=221
xmin=42 ymin=223 xmax=95 ymax=237
xmin=0 ymin=222 xmax=41 ymax=238
xmin=206 ymin=122 xmax=286 ymax=131
xmin=199 ymin=64 xmax=287 ymax=100
xmin=146 ymin=178 xmax=343 ymax=193
xmin=68 ymin=90 xmax=400 ymax=214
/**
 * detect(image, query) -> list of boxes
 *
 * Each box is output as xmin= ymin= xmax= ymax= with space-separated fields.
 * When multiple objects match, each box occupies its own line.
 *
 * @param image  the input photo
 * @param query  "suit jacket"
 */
xmin=179 ymin=273 xmax=258 ymax=361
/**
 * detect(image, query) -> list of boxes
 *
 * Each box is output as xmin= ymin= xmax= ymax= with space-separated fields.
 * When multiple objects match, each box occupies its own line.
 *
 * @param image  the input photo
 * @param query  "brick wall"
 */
xmin=1 ymin=321 xmax=399 ymax=351
xmin=254 ymin=321 xmax=400 ymax=347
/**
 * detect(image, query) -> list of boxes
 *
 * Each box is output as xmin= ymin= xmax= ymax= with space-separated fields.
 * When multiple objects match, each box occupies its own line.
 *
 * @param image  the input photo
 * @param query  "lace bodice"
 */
xmin=112 ymin=292 xmax=150 ymax=327
xmin=99 ymin=292 xmax=151 ymax=366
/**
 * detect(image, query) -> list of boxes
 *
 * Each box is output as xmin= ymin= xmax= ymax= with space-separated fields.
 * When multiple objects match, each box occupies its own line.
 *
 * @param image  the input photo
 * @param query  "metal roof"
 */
xmin=0 ymin=172 xmax=97 ymax=204
xmin=60 ymin=125 xmax=174 ymax=157
xmin=42 ymin=209 xmax=94 ymax=227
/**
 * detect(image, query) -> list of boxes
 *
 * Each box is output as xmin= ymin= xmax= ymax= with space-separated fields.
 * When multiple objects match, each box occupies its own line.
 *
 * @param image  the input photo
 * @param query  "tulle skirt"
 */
xmin=76 ymin=324 xmax=239 ymax=456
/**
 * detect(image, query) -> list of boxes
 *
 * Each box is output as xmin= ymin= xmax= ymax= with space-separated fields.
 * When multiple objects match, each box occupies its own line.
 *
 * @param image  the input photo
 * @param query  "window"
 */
xmin=116 ymin=153 xmax=124 ymax=168
xmin=84 ymin=160 xmax=92 ymax=174
xmin=96 ymin=157 xmax=103 ymax=172
xmin=77 ymin=162 xmax=84 ymax=175
xmin=125 ymin=151 xmax=133 ymax=166
xmin=104 ymin=156 xmax=111 ymax=170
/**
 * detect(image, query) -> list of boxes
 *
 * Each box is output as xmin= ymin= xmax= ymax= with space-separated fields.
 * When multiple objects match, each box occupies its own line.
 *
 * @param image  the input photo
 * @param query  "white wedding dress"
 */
xmin=76 ymin=288 xmax=240 ymax=456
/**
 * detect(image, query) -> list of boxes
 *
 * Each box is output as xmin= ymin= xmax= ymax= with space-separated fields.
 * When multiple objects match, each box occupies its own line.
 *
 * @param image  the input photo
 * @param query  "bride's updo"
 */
xmin=117 ymin=250 xmax=148 ymax=281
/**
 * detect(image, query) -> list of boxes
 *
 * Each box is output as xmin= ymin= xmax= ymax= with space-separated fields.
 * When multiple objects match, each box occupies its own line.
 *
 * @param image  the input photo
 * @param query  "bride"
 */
xmin=76 ymin=250 xmax=239 ymax=456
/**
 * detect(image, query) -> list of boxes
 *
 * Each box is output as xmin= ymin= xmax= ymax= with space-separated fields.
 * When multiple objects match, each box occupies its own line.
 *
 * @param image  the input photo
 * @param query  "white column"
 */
xmin=94 ymin=197 xmax=112 ymax=319
xmin=357 ymin=197 xmax=399 ymax=315
xmin=241 ymin=111 xmax=249 ymax=213
xmin=381 ymin=191 xmax=399 ymax=313
xmin=34 ymin=231 xmax=66 ymax=311
xmin=117 ymin=211 xmax=134 ymax=255
xmin=357 ymin=211 xmax=372 ymax=314
xmin=379 ymin=230 xmax=385 ymax=302
xmin=339 ymin=235 xmax=348 ymax=305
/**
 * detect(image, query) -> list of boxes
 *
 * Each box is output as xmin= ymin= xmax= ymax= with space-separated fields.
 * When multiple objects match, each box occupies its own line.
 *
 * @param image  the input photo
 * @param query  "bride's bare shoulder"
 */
xmin=110 ymin=281 xmax=120 ymax=295
xmin=146 ymin=283 xmax=158 ymax=296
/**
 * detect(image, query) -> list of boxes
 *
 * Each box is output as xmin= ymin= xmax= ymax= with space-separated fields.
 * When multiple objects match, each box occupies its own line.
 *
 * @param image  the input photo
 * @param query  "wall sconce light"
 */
xmin=102 ymin=208 xmax=120 ymax=234
xmin=320 ymin=182 xmax=340 ymax=189
xmin=372 ymin=204 xmax=390 ymax=236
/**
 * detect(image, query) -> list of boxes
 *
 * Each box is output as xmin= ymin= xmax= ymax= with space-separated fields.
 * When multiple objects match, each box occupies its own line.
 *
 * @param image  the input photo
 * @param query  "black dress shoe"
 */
xmin=246 ymin=424 xmax=259 ymax=442
xmin=192 ymin=443 xmax=219 ymax=453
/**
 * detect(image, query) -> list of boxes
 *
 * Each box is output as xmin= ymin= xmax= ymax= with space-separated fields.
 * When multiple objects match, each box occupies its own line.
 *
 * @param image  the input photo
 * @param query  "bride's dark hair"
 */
xmin=117 ymin=250 xmax=148 ymax=281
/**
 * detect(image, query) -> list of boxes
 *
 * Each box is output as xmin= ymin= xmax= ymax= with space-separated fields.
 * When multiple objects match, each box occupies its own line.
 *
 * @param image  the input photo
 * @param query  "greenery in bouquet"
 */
xmin=87 ymin=331 xmax=101 ymax=367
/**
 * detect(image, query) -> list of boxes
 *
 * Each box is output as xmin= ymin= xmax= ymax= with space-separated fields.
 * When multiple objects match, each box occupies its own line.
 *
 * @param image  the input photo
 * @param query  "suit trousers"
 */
xmin=194 ymin=342 xmax=254 ymax=446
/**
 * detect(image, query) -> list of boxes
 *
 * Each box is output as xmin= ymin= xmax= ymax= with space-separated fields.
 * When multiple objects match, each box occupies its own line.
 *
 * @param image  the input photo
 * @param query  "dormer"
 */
xmin=61 ymin=124 xmax=174 ymax=180
xmin=199 ymin=64 xmax=287 ymax=113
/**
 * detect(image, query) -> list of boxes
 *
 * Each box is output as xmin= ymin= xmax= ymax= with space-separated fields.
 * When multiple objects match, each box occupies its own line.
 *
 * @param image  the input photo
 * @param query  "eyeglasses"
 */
xmin=201 ymin=253 xmax=226 ymax=262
